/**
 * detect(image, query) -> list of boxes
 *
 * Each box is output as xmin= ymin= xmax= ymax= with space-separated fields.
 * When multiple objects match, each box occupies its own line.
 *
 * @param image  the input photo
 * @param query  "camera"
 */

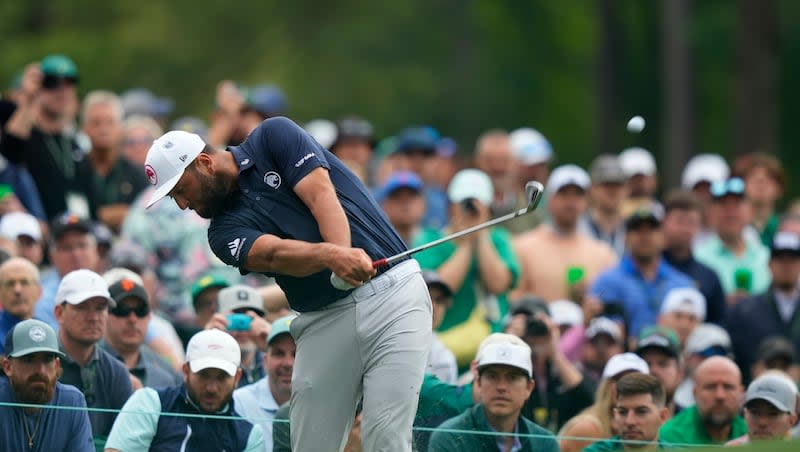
xmin=525 ymin=317 xmax=550 ymax=338
xmin=227 ymin=313 xmax=253 ymax=332
xmin=460 ymin=198 xmax=479 ymax=215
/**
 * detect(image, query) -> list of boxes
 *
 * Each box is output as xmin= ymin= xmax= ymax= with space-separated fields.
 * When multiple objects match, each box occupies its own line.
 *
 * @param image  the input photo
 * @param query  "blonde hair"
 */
xmin=81 ymin=90 xmax=124 ymax=125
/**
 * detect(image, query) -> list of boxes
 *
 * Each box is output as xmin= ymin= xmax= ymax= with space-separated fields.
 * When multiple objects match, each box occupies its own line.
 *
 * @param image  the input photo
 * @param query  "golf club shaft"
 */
xmin=330 ymin=180 xmax=544 ymax=290
xmin=373 ymin=206 xmax=532 ymax=268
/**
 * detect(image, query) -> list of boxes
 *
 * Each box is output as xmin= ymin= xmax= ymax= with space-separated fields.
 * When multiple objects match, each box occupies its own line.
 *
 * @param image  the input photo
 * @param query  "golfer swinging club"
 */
xmin=144 ymin=116 xmax=432 ymax=451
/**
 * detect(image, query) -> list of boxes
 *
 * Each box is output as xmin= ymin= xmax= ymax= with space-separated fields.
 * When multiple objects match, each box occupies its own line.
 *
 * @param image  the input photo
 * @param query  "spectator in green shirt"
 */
xmin=428 ymin=334 xmax=557 ymax=452
xmin=659 ymin=356 xmax=747 ymax=445
xmin=583 ymin=373 xmax=672 ymax=451
xmin=414 ymin=169 xmax=520 ymax=369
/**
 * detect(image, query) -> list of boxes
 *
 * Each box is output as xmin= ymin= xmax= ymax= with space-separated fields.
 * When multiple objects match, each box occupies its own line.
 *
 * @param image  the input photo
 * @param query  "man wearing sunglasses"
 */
xmin=101 ymin=277 xmax=181 ymax=389
xmin=0 ymin=54 xmax=83 ymax=220
xmin=694 ymin=177 xmax=771 ymax=302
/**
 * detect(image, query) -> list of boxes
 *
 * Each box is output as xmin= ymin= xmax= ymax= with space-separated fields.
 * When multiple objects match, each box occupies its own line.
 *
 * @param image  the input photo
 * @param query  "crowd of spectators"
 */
xmin=1 ymin=53 xmax=799 ymax=451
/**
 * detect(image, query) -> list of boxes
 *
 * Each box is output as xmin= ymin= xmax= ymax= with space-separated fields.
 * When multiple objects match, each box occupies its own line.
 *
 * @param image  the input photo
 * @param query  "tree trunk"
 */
xmin=734 ymin=0 xmax=779 ymax=156
xmin=661 ymin=0 xmax=693 ymax=188
xmin=596 ymin=0 xmax=620 ymax=156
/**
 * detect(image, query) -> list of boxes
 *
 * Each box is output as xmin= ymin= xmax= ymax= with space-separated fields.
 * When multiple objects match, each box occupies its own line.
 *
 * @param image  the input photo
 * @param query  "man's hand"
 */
xmin=205 ymin=312 xmax=272 ymax=351
xmin=327 ymin=246 xmax=376 ymax=288
xmin=20 ymin=63 xmax=42 ymax=101
xmin=449 ymin=200 xmax=491 ymax=246
xmin=215 ymin=80 xmax=244 ymax=117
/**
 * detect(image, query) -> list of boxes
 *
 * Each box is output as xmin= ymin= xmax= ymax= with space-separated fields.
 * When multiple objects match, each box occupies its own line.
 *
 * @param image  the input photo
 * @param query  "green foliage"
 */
xmin=2 ymin=0 xmax=800 ymax=195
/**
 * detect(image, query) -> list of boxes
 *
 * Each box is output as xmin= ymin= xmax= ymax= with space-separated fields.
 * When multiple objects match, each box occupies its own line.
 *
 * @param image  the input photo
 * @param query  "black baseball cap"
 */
xmin=422 ymin=271 xmax=453 ymax=298
xmin=770 ymin=232 xmax=800 ymax=258
xmin=757 ymin=336 xmax=797 ymax=366
xmin=625 ymin=203 xmax=664 ymax=230
xmin=635 ymin=326 xmax=680 ymax=359
xmin=50 ymin=213 xmax=93 ymax=241
xmin=108 ymin=278 xmax=149 ymax=306
xmin=510 ymin=296 xmax=550 ymax=317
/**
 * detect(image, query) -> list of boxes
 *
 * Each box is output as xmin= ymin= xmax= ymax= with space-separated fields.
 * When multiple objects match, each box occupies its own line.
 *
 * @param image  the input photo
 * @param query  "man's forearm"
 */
xmin=475 ymin=234 xmax=512 ymax=294
xmin=245 ymin=234 xmax=339 ymax=276
xmin=308 ymin=188 xmax=351 ymax=247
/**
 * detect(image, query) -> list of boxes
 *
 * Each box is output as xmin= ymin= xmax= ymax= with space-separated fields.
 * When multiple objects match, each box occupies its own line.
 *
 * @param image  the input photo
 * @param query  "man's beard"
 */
xmin=9 ymin=373 xmax=57 ymax=405
xmin=702 ymin=410 xmax=735 ymax=428
xmin=194 ymin=170 xmax=231 ymax=219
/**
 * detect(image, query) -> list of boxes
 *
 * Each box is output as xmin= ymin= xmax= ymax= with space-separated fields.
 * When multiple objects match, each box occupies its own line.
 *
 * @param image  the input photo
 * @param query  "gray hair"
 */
xmin=81 ymin=90 xmax=124 ymax=125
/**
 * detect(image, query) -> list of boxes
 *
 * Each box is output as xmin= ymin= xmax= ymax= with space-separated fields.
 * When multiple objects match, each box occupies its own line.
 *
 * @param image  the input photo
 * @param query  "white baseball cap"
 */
xmin=549 ymin=300 xmax=584 ymax=327
xmin=659 ymin=287 xmax=706 ymax=321
xmin=586 ymin=316 xmax=622 ymax=342
xmin=186 ymin=328 xmax=241 ymax=377
xmin=681 ymin=154 xmax=729 ymax=189
xmin=619 ymin=147 xmax=656 ymax=177
xmin=447 ymin=168 xmax=493 ymax=206
xmin=509 ymin=128 xmax=553 ymax=166
xmin=0 ymin=211 xmax=42 ymax=241
xmin=602 ymin=352 xmax=650 ymax=380
xmin=477 ymin=342 xmax=533 ymax=378
xmin=745 ymin=373 xmax=798 ymax=413
xmin=144 ymin=130 xmax=206 ymax=208
xmin=55 ymin=269 xmax=115 ymax=307
xmin=547 ymin=164 xmax=590 ymax=194
xmin=217 ymin=285 xmax=265 ymax=315
xmin=685 ymin=323 xmax=732 ymax=355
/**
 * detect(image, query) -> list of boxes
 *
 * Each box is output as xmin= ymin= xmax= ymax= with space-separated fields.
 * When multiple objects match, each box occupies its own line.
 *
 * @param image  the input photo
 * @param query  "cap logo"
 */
xmin=29 ymin=326 xmax=47 ymax=343
xmin=498 ymin=348 xmax=511 ymax=359
xmin=179 ymin=154 xmax=188 ymax=162
xmin=264 ymin=171 xmax=281 ymax=189
xmin=145 ymin=165 xmax=157 ymax=185
xmin=207 ymin=344 xmax=222 ymax=351
xmin=164 ymin=141 xmax=174 ymax=149
xmin=121 ymin=279 xmax=135 ymax=292
xmin=237 ymin=290 xmax=249 ymax=300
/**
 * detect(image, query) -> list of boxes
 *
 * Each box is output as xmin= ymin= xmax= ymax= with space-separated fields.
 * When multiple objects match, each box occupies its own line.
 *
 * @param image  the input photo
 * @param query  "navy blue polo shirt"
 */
xmin=208 ymin=117 xmax=407 ymax=312
xmin=0 ymin=378 xmax=94 ymax=451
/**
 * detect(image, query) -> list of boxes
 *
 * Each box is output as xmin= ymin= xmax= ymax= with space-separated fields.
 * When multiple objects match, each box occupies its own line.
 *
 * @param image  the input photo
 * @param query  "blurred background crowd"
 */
xmin=3 ymin=1 xmax=800 ymax=450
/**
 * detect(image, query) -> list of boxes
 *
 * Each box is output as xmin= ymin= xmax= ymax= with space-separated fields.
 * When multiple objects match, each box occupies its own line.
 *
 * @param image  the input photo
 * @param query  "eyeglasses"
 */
xmin=110 ymin=304 xmax=150 ymax=318
xmin=42 ymin=75 xmax=78 ymax=90
xmin=710 ymin=177 xmax=745 ymax=198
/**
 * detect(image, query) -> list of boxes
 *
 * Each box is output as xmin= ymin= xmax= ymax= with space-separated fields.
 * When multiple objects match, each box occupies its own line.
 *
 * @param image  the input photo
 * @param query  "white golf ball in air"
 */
xmin=627 ymin=116 xmax=645 ymax=133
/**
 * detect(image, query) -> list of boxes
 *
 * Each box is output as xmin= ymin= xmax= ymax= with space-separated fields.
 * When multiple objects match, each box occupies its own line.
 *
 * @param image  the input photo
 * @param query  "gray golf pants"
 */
xmin=289 ymin=259 xmax=432 ymax=451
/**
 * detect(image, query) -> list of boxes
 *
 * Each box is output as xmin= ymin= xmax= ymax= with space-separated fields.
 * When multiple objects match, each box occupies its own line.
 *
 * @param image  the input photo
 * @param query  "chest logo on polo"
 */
xmin=264 ymin=171 xmax=281 ymax=189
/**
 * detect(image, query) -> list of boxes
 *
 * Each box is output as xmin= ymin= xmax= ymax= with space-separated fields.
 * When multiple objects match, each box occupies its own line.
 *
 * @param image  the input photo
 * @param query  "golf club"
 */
xmin=331 ymin=180 xmax=546 ymax=290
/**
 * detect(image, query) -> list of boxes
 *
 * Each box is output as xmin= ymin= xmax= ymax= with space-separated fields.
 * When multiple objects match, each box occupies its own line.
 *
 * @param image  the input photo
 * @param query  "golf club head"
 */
xmin=524 ymin=181 xmax=545 ymax=211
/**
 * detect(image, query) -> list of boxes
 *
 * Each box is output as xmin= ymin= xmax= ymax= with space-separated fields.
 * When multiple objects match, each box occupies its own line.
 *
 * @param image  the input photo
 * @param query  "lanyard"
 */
xmin=42 ymin=134 xmax=75 ymax=181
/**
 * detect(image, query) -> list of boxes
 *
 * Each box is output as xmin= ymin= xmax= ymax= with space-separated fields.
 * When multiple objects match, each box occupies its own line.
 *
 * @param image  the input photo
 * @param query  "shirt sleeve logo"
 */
xmin=227 ymin=237 xmax=246 ymax=261
xmin=294 ymin=153 xmax=315 ymax=168
xmin=264 ymin=171 xmax=282 ymax=189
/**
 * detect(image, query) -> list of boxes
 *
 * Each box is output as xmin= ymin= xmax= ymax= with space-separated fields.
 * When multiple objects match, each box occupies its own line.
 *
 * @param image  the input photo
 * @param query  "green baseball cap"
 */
xmin=41 ymin=54 xmax=78 ymax=79
xmin=5 ymin=319 xmax=64 ymax=358
xmin=636 ymin=326 xmax=680 ymax=359
xmin=190 ymin=274 xmax=230 ymax=302
xmin=268 ymin=314 xmax=297 ymax=345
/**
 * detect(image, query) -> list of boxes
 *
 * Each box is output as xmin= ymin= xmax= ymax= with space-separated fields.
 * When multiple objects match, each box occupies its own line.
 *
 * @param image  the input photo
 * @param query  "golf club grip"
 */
xmin=330 ymin=258 xmax=388 ymax=290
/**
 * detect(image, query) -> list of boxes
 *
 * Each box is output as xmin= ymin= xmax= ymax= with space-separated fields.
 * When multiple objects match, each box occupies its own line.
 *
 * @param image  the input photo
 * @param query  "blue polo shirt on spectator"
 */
xmin=590 ymin=254 xmax=693 ymax=337
xmin=0 ymin=378 xmax=93 ymax=452
xmin=208 ymin=116 xmax=407 ymax=312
